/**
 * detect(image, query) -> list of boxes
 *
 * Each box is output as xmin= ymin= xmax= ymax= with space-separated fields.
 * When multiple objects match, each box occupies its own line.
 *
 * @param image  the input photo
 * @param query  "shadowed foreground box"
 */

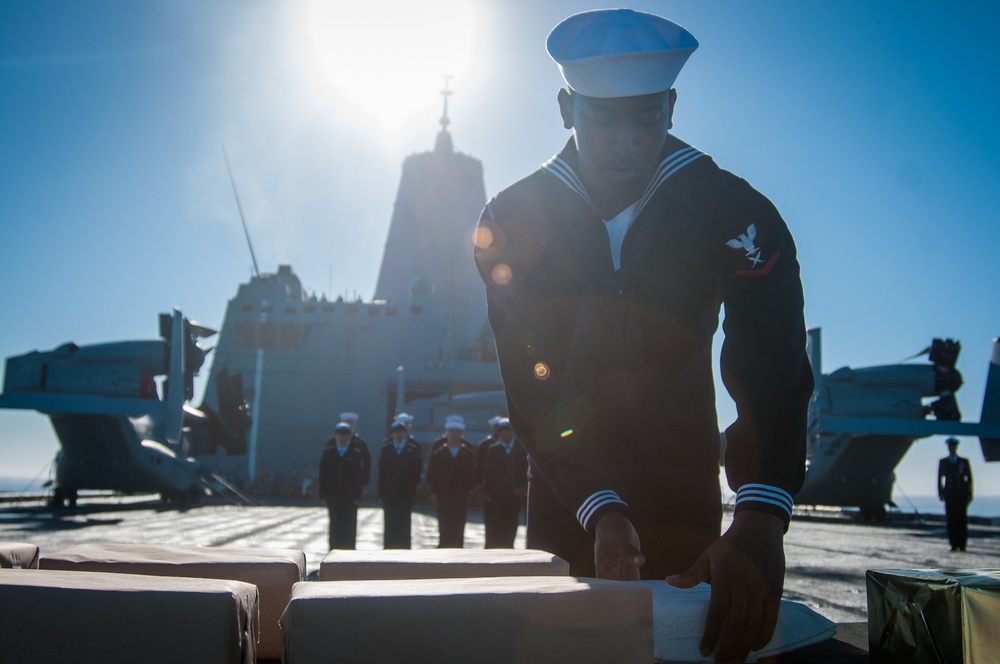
xmin=319 ymin=547 xmax=569 ymax=580
xmin=867 ymin=568 xmax=1000 ymax=663
xmin=281 ymin=576 xmax=652 ymax=663
xmin=0 ymin=568 xmax=258 ymax=664
xmin=0 ymin=541 xmax=39 ymax=568
xmin=40 ymin=542 xmax=304 ymax=660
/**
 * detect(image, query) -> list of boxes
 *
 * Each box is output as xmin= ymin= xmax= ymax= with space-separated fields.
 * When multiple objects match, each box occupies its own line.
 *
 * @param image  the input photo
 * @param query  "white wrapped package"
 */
xmin=636 ymin=581 xmax=837 ymax=662
xmin=319 ymin=547 xmax=568 ymax=581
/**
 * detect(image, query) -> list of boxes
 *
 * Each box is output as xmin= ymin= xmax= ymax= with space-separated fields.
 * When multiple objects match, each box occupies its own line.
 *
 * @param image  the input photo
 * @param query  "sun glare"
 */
xmin=300 ymin=0 xmax=478 ymax=129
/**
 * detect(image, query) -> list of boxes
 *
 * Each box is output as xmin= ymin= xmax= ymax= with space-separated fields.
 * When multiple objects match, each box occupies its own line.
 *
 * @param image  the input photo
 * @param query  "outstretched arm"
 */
xmin=667 ymin=511 xmax=785 ymax=663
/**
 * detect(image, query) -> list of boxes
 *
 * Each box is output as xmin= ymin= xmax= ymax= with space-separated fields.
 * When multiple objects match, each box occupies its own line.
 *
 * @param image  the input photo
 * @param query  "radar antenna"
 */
xmin=222 ymin=144 xmax=260 ymax=278
xmin=439 ymin=74 xmax=453 ymax=132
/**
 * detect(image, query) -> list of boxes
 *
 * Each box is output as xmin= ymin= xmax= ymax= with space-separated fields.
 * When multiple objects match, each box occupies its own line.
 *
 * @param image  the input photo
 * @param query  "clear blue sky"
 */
xmin=2 ymin=0 xmax=998 ymax=502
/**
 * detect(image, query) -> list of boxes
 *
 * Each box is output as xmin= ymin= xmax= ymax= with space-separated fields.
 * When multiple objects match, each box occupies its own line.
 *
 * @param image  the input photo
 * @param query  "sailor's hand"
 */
xmin=667 ymin=511 xmax=785 ymax=664
xmin=593 ymin=511 xmax=644 ymax=581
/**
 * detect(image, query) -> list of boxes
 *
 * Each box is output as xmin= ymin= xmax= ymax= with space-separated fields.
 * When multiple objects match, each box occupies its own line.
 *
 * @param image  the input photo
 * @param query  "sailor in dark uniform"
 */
xmin=475 ymin=416 xmax=503 ymax=489
xmin=482 ymin=418 xmax=528 ymax=548
xmin=430 ymin=416 xmax=475 ymax=455
xmin=378 ymin=421 xmax=422 ymax=549
xmin=474 ymin=10 xmax=812 ymax=663
xmin=427 ymin=418 xmax=476 ymax=548
xmin=938 ymin=437 xmax=973 ymax=551
xmin=340 ymin=411 xmax=371 ymax=493
xmin=318 ymin=422 xmax=366 ymax=550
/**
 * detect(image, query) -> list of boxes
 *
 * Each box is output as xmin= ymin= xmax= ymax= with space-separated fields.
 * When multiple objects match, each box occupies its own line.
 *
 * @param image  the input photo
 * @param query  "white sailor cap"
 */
xmin=444 ymin=415 xmax=466 ymax=431
xmin=390 ymin=421 xmax=407 ymax=432
xmin=334 ymin=422 xmax=352 ymax=434
xmin=395 ymin=412 xmax=414 ymax=424
xmin=497 ymin=417 xmax=512 ymax=429
xmin=488 ymin=416 xmax=502 ymax=426
xmin=339 ymin=411 xmax=359 ymax=421
xmin=546 ymin=9 xmax=698 ymax=98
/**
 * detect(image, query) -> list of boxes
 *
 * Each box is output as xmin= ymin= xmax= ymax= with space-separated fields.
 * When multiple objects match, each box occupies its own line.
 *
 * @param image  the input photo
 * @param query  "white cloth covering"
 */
xmin=637 ymin=581 xmax=836 ymax=663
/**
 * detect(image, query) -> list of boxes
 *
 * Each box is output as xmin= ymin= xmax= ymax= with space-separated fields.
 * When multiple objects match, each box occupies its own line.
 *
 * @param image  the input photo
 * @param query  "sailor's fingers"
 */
xmin=666 ymin=551 xmax=710 ymax=589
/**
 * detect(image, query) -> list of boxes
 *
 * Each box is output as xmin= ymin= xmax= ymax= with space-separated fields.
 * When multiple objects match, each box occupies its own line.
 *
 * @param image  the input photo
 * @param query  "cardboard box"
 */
xmin=867 ymin=568 xmax=1000 ymax=663
xmin=41 ymin=542 xmax=304 ymax=659
xmin=319 ymin=547 xmax=569 ymax=581
xmin=0 ymin=541 xmax=39 ymax=569
xmin=0 ymin=568 xmax=257 ymax=664
xmin=281 ymin=576 xmax=652 ymax=664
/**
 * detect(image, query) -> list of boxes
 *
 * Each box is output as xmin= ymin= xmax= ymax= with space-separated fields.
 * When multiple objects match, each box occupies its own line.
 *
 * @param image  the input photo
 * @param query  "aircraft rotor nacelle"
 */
xmin=928 ymin=338 xmax=963 ymax=421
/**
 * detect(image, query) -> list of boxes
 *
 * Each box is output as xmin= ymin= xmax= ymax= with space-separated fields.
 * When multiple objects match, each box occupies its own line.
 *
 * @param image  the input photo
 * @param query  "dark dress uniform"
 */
xmin=475 ymin=134 xmax=813 ymax=578
xmin=377 ymin=439 xmax=422 ymax=549
xmin=318 ymin=440 xmax=365 ymax=550
xmin=483 ymin=440 xmax=528 ymax=548
xmin=430 ymin=436 xmax=474 ymax=455
xmin=427 ymin=443 xmax=476 ymax=548
xmin=475 ymin=434 xmax=497 ymax=487
xmin=348 ymin=432 xmax=372 ymax=488
xmin=938 ymin=453 xmax=973 ymax=550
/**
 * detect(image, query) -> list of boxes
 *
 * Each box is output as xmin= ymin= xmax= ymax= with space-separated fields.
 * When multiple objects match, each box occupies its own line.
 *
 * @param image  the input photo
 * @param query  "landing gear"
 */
xmin=160 ymin=487 xmax=203 ymax=509
xmin=49 ymin=487 xmax=78 ymax=508
xmin=858 ymin=505 xmax=887 ymax=522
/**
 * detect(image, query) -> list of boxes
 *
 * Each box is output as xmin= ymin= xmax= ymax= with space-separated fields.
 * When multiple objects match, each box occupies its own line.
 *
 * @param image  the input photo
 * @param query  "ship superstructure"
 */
xmin=201 ymin=108 xmax=504 ymax=486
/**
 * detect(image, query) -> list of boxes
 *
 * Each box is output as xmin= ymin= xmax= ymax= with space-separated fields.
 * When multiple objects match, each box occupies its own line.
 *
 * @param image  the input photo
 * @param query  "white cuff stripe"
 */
xmin=576 ymin=490 xmax=627 ymax=530
xmin=734 ymin=495 xmax=793 ymax=516
xmin=736 ymin=484 xmax=794 ymax=515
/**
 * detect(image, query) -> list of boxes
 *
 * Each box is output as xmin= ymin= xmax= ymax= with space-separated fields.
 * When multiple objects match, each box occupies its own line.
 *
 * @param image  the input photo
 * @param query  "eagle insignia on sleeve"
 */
xmin=726 ymin=223 xmax=766 ymax=268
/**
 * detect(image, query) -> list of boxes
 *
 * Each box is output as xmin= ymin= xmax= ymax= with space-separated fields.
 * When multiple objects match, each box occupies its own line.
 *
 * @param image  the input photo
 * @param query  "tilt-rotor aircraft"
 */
xmin=797 ymin=328 xmax=1000 ymax=519
xmin=0 ymin=309 xmax=251 ymax=507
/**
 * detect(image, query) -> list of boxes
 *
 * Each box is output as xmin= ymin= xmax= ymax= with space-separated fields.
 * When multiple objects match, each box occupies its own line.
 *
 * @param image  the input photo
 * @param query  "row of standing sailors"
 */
xmin=318 ymin=414 xmax=528 ymax=551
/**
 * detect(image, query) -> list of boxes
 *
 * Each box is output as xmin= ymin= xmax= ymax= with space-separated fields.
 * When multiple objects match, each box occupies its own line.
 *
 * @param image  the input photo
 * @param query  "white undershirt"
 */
xmin=603 ymin=201 xmax=639 ymax=271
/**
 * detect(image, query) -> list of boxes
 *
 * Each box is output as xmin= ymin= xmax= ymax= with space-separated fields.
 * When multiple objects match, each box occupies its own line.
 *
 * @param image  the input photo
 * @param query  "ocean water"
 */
xmin=0 ymin=476 xmax=50 ymax=493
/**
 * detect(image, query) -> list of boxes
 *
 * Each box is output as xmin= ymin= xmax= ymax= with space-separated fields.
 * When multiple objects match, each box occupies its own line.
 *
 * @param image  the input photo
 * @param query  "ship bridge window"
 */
xmin=235 ymin=322 xmax=257 ymax=349
xmin=280 ymin=323 xmax=301 ymax=349
xmin=285 ymin=306 xmax=296 ymax=315
xmin=241 ymin=304 xmax=254 ymax=313
xmin=386 ymin=307 xmax=398 ymax=317
xmin=258 ymin=322 xmax=277 ymax=348
xmin=368 ymin=308 xmax=380 ymax=317
xmin=304 ymin=306 xmax=316 ymax=314
xmin=410 ymin=305 xmax=422 ymax=314
xmin=346 ymin=304 xmax=359 ymax=315
xmin=322 ymin=305 xmax=334 ymax=313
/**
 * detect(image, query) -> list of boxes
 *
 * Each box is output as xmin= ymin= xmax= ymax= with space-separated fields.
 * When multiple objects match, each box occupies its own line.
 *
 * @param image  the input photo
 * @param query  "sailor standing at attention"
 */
xmin=482 ymin=418 xmax=528 ymax=548
xmin=474 ymin=9 xmax=812 ymax=663
xmin=339 ymin=411 xmax=371 ymax=493
xmin=318 ymin=422 xmax=366 ymax=550
xmin=938 ymin=437 xmax=973 ymax=552
xmin=378 ymin=420 xmax=423 ymax=549
xmin=427 ymin=418 xmax=476 ymax=548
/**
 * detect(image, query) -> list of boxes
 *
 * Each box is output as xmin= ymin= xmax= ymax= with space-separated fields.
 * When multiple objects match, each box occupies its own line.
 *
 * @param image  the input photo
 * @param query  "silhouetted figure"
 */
xmin=938 ymin=437 xmax=973 ymax=551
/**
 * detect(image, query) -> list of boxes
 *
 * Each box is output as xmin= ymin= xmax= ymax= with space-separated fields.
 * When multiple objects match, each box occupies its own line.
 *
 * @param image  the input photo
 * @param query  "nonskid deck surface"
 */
xmin=3 ymin=497 xmax=998 ymax=624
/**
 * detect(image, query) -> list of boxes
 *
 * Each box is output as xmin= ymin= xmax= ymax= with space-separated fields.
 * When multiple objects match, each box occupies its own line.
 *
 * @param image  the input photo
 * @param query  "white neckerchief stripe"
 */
xmin=576 ymin=489 xmax=627 ymax=530
xmin=542 ymin=146 xmax=704 ymax=219
xmin=636 ymin=147 xmax=703 ymax=216
xmin=543 ymin=158 xmax=596 ymax=210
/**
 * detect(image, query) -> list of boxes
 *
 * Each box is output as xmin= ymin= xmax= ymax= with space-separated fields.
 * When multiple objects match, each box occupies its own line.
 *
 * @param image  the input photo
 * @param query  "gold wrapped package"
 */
xmin=866 ymin=568 xmax=1000 ymax=663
